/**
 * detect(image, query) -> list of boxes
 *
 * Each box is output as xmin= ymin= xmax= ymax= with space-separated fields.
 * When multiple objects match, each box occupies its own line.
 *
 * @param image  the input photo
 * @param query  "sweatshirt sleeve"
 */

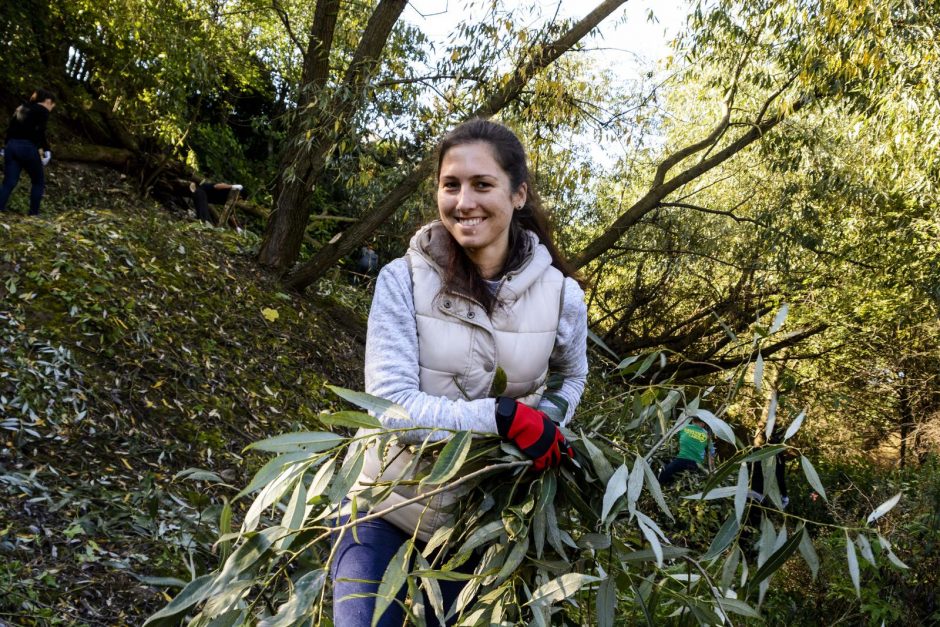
xmin=364 ymin=258 xmax=499 ymax=444
xmin=537 ymin=278 xmax=588 ymax=427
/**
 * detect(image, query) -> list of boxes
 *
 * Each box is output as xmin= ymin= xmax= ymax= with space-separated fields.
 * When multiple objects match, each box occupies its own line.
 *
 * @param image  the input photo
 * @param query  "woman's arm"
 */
xmin=364 ymin=259 xmax=499 ymax=444
xmin=538 ymin=278 xmax=588 ymax=427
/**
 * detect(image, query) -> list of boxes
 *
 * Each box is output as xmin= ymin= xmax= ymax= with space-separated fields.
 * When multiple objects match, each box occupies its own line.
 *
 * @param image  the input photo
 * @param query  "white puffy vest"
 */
xmin=354 ymin=223 xmax=564 ymax=541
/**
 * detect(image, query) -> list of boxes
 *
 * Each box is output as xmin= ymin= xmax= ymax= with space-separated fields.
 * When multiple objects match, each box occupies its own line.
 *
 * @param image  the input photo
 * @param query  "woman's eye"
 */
xmin=474 ymin=182 xmax=492 ymax=190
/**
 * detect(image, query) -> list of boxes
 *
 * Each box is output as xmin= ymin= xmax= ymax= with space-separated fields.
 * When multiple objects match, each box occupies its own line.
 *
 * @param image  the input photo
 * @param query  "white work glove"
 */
xmin=41 ymin=150 xmax=52 ymax=166
xmin=230 ymin=184 xmax=242 ymax=191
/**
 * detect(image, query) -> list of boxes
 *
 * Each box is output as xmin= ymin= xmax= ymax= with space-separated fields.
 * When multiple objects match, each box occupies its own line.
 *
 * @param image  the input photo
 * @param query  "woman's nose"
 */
xmin=455 ymin=185 xmax=476 ymax=210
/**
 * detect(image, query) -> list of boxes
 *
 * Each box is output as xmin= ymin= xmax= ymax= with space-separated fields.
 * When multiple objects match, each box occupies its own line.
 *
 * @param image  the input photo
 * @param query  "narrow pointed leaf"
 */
xmin=798 ymin=526 xmax=820 ymax=579
xmin=735 ymin=463 xmax=748 ymax=524
xmin=856 ymin=534 xmax=876 ymax=566
xmin=783 ymin=410 xmax=805 ymax=441
xmin=800 ymin=456 xmax=828 ymax=502
xmin=764 ymin=392 xmax=778 ymax=441
xmin=597 ymin=577 xmax=616 ymax=627
xmin=259 ymin=569 xmax=327 ymax=627
xmin=581 ymin=432 xmax=614 ymax=484
xmin=328 ymin=385 xmax=410 ymax=422
xmin=627 ymin=456 xmax=645 ymax=512
xmin=747 ymin=526 xmax=804 ymax=593
xmin=601 ymin=464 xmax=629 ymax=522
xmin=640 ymin=456 xmax=673 ymax=520
xmin=754 ymin=353 xmax=764 ymax=392
xmin=866 ymin=492 xmax=901 ymax=525
xmin=846 ymin=530 xmax=861 ymax=598
xmin=319 ymin=410 xmax=382 ymax=430
xmin=528 ymin=573 xmax=600 ymax=606
xmin=692 ymin=409 xmax=736 ymax=444
xmin=422 ymin=430 xmax=472 ymax=485
xmin=703 ymin=514 xmax=740 ymax=561
xmin=769 ymin=303 xmax=789 ymax=333
xmin=246 ymin=431 xmax=344 ymax=454
xmin=372 ymin=540 xmax=412 ymax=627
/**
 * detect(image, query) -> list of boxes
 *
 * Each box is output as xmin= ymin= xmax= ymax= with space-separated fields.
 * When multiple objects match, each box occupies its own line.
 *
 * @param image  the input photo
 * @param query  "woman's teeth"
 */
xmin=459 ymin=217 xmax=483 ymax=226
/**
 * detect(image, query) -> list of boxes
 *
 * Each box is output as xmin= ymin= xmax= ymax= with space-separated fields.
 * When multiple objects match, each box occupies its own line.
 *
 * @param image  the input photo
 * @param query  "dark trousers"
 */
xmin=331 ymin=514 xmax=479 ymax=626
xmin=192 ymin=186 xmax=213 ymax=222
xmin=658 ymin=458 xmax=701 ymax=486
xmin=0 ymin=139 xmax=45 ymax=215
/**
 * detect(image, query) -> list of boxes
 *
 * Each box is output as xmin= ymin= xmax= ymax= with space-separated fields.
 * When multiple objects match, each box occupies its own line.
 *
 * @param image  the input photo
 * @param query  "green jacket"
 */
xmin=677 ymin=424 xmax=712 ymax=463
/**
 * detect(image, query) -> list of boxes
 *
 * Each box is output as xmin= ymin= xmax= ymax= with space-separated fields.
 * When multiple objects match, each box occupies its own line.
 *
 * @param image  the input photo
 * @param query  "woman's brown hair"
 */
xmin=435 ymin=119 xmax=578 ymax=313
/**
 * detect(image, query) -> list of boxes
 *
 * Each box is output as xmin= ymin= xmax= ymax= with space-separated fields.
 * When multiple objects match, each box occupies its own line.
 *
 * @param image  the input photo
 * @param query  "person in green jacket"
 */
xmin=658 ymin=417 xmax=715 ymax=485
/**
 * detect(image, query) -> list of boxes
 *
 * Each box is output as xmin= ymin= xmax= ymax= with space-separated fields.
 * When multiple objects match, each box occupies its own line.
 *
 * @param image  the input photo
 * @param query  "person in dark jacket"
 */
xmin=0 ymin=89 xmax=56 ymax=216
xmin=189 ymin=181 xmax=243 ymax=223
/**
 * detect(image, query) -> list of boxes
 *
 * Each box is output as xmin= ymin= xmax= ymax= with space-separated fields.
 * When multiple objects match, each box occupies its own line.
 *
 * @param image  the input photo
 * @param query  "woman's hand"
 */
xmin=495 ymin=397 xmax=573 ymax=471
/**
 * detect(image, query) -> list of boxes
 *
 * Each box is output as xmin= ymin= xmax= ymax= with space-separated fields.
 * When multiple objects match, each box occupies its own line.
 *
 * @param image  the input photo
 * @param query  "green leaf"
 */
xmin=577 ymin=533 xmax=611 ymax=551
xmin=488 ymin=365 xmax=507 ymax=396
xmin=620 ymin=546 xmax=689 ymax=563
xmin=414 ymin=553 xmax=445 ymax=625
xmin=715 ymin=596 xmax=761 ymax=619
xmin=328 ymin=446 xmax=366 ymax=504
xmin=581 ymin=432 xmax=615 ymax=484
xmin=527 ymin=573 xmax=600 ymax=606
xmin=856 ymin=534 xmax=876 ymax=566
xmin=769 ymin=303 xmax=789 ymax=333
xmin=601 ymin=464 xmax=629 ymax=522
xmin=278 ymin=479 xmax=307 ymax=549
xmin=458 ymin=520 xmax=504 ymax=555
xmin=754 ymin=353 xmax=764 ymax=392
xmin=587 ymin=328 xmax=619 ymax=360
xmin=691 ymin=409 xmax=736 ymax=444
xmin=743 ymin=444 xmax=786 ymax=462
xmin=597 ymin=577 xmax=616 ymax=627
xmin=798 ymin=525 xmax=820 ymax=579
xmin=307 ymin=458 xmax=335 ymax=501
xmin=846 ymin=530 xmax=861 ymax=598
xmin=734 ymin=463 xmax=748 ymax=524
xmin=703 ymin=514 xmax=739 ymax=561
xmin=236 ymin=451 xmax=313 ymax=500
xmin=320 ymin=410 xmax=382 ymax=430
xmin=721 ymin=546 xmax=742 ymax=591
xmin=747 ymin=526 xmax=804 ymax=593
xmin=328 ymin=385 xmax=410 ymax=422
xmin=764 ymin=391 xmax=778 ymax=441
xmin=173 ymin=468 xmax=227 ymax=484
xmin=627 ymin=456 xmax=645 ymax=512
xmin=243 ymin=461 xmax=311 ymax=533
xmin=800 ymin=456 xmax=828 ymax=502
xmin=641 ymin=457 xmax=673 ymax=521
xmin=635 ymin=515 xmax=663 ymax=567
xmin=258 ymin=569 xmax=327 ymax=627
xmin=422 ymin=431 xmax=472 ymax=485
xmin=866 ymin=492 xmax=901 ymax=524
xmin=495 ymin=534 xmax=529 ymax=583
xmin=246 ymin=431 xmax=345 ymax=454
xmin=143 ymin=574 xmax=215 ymax=626
xmin=372 ymin=540 xmax=413 ymax=627
xmin=783 ymin=409 xmax=805 ymax=441
xmin=683 ymin=486 xmax=737 ymax=501
xmin=877 ymin=534 xmax=909 ymax=570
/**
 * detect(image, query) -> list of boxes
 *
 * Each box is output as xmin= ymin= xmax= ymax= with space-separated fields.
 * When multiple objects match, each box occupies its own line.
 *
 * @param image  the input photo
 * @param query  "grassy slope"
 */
xmin=0 ymin=163 xmax=367 ymax=625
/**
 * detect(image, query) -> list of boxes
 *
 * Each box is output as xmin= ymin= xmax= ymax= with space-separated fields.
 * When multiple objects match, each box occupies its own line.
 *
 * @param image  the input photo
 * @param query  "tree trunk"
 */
xmin=571 ymin=97 xmax=809 ymax=270
xmin=257 ymin=0 xmax=408 ymax=273
xmin=283 ymin=0 xmax=630 ymax=290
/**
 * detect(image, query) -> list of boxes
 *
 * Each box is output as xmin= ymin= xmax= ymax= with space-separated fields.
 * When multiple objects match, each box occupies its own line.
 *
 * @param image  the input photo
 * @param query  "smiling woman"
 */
xmin=329 ymin=118 xmax=589 ymax=626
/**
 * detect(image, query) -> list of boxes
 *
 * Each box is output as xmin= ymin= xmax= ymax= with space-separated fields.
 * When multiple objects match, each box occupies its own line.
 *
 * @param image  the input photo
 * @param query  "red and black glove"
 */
xmin=495 ymin=396 xmax=573 ymax=471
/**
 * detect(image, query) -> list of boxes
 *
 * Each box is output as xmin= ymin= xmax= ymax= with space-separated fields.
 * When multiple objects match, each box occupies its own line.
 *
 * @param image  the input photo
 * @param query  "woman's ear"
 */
xmin=512 ymin=182 xmax=528 ymax=210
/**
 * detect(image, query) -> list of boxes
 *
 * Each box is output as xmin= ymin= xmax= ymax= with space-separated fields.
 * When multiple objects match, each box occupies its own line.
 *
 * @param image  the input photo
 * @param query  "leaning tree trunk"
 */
xmin=257 ymin=0 xmax=408 ymax=273
xmin=283 ymin=0 xmax=631 ymax=290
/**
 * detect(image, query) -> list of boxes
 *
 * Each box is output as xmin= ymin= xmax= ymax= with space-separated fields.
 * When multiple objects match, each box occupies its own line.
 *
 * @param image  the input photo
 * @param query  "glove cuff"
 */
xmin=494 ymin=396 xmax=516 ymax=437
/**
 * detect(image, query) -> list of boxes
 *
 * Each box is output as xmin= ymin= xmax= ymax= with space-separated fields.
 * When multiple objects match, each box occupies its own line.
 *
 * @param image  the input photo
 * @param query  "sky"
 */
xmin=402 ymin=0 xmax=691 ymax=82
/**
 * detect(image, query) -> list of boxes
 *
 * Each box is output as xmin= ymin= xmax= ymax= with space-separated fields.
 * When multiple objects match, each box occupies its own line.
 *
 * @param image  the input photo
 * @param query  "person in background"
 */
xmin=330 ymin=119 xmax=588 ymax=626
xmin=658 ymin=417 xmax=716 ymax=485
xmin=352 ymin=243 xmax=379 ymax=283
xmin=0 ymin=89 xmax=56 ymax=216
xmin=190 ymin=181 xmax=243 ymax=223
xmin=747 ymin=428 xmax=790 ymax=510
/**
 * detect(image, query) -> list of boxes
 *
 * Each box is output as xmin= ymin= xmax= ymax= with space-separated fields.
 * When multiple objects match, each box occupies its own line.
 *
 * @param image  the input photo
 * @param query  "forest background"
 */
xmin=0 ymin=0 xmax=938 ymax=624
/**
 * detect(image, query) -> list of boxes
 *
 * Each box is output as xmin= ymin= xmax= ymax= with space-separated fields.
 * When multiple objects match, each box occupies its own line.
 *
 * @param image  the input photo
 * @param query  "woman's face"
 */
xmin=437 ymin=141 xmax=526 ymax=277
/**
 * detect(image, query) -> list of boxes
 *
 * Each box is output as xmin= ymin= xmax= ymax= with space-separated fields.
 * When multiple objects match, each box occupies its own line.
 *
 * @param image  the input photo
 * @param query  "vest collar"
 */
xmin=408 ymin=221 xmax=554 ymax=305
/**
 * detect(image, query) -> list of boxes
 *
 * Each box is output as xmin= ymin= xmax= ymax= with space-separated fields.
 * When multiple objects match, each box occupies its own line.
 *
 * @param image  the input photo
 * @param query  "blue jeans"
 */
xmin=658 ymin=458 xmax=701 ymax=486
xmin=330 ymin=514 xmax=478 ymax=627
xmin=0 ymin=139 xmax=45 ymax=215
